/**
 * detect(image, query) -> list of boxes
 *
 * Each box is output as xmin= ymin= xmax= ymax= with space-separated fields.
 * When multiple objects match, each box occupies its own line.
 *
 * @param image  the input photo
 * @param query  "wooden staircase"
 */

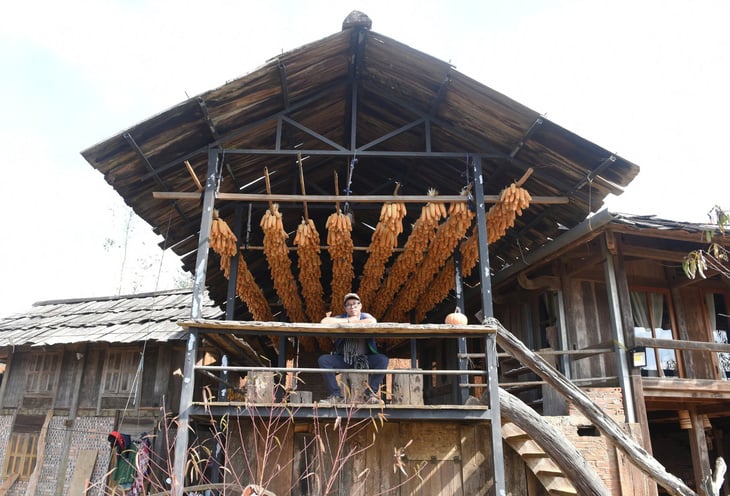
xmin=501 ymin=421 xmax=578 ymax=495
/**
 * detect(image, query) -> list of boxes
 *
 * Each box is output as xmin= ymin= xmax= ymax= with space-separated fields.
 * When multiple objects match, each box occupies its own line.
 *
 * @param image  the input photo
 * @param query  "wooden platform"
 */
xmin=180 ymin=319 xmax=497 ymax=338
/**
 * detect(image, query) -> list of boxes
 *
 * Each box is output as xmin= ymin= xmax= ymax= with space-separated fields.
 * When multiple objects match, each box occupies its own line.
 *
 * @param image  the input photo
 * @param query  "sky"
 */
xmin=0 ymin=0 xmax=728 ymax=316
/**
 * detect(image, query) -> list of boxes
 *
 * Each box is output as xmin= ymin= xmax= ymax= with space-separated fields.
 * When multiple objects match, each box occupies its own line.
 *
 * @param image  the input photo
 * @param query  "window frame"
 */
xmin=2 ymin=415 xmax=44 ymax=480
xmin=629 ymin=286 xmax=682 ymax=377
xmin=24 ymin=351 xmax=62 ymax=397
xmin=100 ymin=347 xmax=141 ymax=397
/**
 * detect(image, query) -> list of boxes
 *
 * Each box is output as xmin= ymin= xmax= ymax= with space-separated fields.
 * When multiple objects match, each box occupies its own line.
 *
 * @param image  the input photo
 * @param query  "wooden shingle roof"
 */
xmin=0 ymin=289 xmax=222 ymax=348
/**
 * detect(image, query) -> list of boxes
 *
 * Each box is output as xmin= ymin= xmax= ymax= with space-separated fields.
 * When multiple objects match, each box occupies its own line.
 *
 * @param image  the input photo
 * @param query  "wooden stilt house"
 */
xmin=2 ymin=10 xmax=728 ymax=496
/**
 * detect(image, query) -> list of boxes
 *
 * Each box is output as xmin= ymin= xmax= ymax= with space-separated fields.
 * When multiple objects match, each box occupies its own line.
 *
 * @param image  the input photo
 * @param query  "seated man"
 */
xmin=318 ymin=293 xmax=388 ymax=404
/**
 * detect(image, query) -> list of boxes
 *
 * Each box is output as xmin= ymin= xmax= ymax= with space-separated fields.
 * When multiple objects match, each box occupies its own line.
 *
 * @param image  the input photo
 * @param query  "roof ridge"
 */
xmin=32 ymin=288 xmax=194 ymax=307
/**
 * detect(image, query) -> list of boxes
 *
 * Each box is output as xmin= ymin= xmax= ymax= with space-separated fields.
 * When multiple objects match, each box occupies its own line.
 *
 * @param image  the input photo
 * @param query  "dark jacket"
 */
xmin=333 ymin=312 xmax=378 ymax=354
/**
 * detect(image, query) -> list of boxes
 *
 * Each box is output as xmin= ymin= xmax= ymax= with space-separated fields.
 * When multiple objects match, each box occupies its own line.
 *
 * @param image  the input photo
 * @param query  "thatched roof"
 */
xmin=81 ymin=12 xmax=639 ymax=325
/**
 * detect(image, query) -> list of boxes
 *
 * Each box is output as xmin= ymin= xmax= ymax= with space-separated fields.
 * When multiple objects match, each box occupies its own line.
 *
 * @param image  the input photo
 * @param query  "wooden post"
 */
xmin=602 ymin=235 xmax=636 ymax=423
xmin=688 ymin=408 xmax=712 ymax=493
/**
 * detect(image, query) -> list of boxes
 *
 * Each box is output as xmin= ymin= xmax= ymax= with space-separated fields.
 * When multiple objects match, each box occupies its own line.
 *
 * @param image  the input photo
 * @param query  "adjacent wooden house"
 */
xmin=2 ymin=10 xmax=728 ymax=496
xmin=0 ymin=290 xmax=222 ymax=495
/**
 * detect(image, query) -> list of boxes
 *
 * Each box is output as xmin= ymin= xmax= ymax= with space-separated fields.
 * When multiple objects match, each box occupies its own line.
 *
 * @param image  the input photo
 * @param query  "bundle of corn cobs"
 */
xmin=414 ymin=233 xmax=478 ymax=322
xmin=486 ymin=183 xmax=531 ymax=243
xmin=371 ymin=190 xmax=444 ymax=319
xmin=235 ymin=254 xmax=273 ymax=321
xmin=325 ymin=209 xmax=354 ymax=313
xmin=385 ymin=190 xmax=474 ymax=322
xmin=260 ymin=203 xmax=306 ymax=322
xmin=358 ymin=201 xmax=407 ymax=306
xmin=209 ymin=211 xmax=239 ymax=278
xmin=293 ymin=218 xmax=326 ymax=323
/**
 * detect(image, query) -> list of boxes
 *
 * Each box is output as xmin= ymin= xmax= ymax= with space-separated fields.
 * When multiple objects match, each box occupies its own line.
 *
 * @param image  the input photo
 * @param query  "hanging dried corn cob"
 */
xmin=413 ymin=178 xmax=533 ymax=322
xmin=293 ymin=218 xmax=326 ymax=322
xmin=413 ymin=232 xmax=479 ymax=322
xmin=293 ymin=218 xmax=328 ymax=351
xmin=385 ymin=189 xmax=475 ymax=322
xmin=235 ymin=253 xmax=274 ymax=321
xmin=209 ymin=211 xmax=239 ymax=278
xmin=326 ymin=208 xmax=354 ymax=313
xmin=460 ymin=228 xmax=479 ymax=274
xmin=414 ymin=258 xmax=455 ymax=323
xmin=357 ymin=200 xmax=407 ymax=306
xmin=486 ymin=182 xmax=532 ymax=243
xmin=370 ymin=189 xmax=444 ymax=319
xmin=260 ymin=203 xmax=306 ymax=323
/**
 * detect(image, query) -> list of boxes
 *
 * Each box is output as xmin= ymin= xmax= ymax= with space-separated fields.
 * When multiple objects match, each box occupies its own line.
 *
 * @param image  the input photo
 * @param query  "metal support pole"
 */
xmin=471 ymin=156 xmax=506 ymax=496
xmin=173 ymin=148 xmax=220 ymax=496
xmin=454 ymin=246 xmax=469 ymax=405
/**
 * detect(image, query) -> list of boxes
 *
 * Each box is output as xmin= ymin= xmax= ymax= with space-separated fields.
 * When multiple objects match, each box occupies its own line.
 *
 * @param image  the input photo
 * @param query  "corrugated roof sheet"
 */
xmin=0 ymin=289 xmax=222 ymax=347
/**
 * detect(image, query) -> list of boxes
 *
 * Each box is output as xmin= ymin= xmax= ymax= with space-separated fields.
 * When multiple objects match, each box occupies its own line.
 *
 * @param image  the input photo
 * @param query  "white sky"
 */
xmin=1 ymin=0 xmax=728 ymax=316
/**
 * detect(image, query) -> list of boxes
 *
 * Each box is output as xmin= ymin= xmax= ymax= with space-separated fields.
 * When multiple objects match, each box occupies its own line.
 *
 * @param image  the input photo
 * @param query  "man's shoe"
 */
xmin=365 ymin=395 xmax=384 ymax=406
xmin=319 ymin=394 xmax=344 ymax=405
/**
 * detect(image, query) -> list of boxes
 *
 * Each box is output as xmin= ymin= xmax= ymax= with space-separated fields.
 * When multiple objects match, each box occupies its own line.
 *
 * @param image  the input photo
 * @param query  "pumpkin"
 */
xmin=445 ymin=307 xmax=468 ymax=325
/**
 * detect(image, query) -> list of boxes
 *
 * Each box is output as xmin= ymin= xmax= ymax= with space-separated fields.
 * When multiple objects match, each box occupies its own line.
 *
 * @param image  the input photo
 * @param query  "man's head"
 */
xmin=343 ymin=292 xmax=361 ymax=311
xmin=343 ymin=293 xmax=360 ymax=307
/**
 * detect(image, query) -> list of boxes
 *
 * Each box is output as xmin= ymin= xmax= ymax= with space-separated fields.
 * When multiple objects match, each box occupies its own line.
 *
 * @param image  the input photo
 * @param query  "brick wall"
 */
xmin=544 ymin=387 xmax=648 ymax=496
xmin=0 ymin=414 xmax=115 ymax=496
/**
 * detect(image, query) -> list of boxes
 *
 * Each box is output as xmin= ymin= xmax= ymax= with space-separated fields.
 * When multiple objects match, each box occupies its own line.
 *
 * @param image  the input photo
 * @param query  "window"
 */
xmin=102 ymin=349 xmax=140 ymax=395
xmin=25 ymin=353 xmax=60 ymax=395
xmin=705 ymin=292 xmax=730 ymax=379
xmin=630 ymin=290 xmax=679 ymax=377
xmin=2 ymin=415 xmax=43 ymax=479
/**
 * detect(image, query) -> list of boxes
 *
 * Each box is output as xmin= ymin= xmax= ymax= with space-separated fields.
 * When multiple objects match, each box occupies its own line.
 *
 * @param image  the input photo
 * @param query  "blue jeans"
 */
xmin=318 ymin=353 xmax=389 ymax=398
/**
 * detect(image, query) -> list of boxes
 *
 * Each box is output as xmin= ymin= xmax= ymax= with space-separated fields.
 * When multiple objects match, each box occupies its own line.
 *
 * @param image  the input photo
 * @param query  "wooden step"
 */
xmin=500 ymin=421 xmax=529 ymax=439
xmin=524 ymin=456 xmax=563 ymax=476
xmin=507 ymin=437 xmax=546 ymax=457
xmin=542 ymin=475 xmax=578 ymax=495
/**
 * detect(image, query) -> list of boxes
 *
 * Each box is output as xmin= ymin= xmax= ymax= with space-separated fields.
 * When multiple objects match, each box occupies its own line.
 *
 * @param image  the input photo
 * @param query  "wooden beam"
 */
xmin=152 ymin=191 xmax=569 ymax=205
xmin=622 ymin=244 xmax=688 ymax=262
xmin=641 ymin=378 xmax=730 ymax=400
xmin=635 ymin=337 xmax=730 ymax=354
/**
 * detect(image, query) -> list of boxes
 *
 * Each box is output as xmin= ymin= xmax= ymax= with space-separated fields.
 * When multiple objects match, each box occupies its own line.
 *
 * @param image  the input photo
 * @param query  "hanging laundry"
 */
xmin=128 ymin=434 xmax=152 ymax=496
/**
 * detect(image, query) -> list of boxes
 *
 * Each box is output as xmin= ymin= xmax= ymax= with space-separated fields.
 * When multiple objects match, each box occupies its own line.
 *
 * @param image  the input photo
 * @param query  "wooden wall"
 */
xmin=221 ymin=419 xmax=535 ymax=496
xmin=0 ymin=342 xmax=184 ymax=413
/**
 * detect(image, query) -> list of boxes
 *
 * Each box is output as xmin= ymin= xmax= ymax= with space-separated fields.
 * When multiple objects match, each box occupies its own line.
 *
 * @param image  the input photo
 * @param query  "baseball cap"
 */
xmin=343 ymin=293 xmax=361 ymax=305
